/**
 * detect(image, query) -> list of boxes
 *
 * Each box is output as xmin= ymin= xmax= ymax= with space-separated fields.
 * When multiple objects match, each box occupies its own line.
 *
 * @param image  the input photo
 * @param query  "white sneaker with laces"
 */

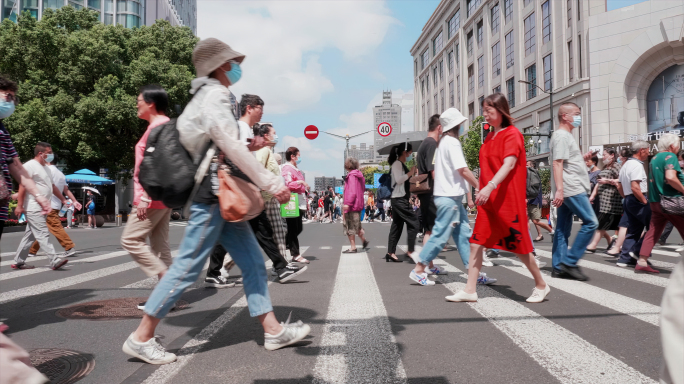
xmin=482 ymin=255 xmax=494 ymax=267
xmin=264 ymin=316 xmax=311 ymax=351
xmin=477 ymin=272 xmax=497 ymax=285
xmin=409 ymin=270 xmax=436 ymax=286
xmin=526 ymin=284 xmax=551 ymax=303
xmin=445 ymin=290 xmax=478 ymax=302
xmin=122 ymin=333 xmax=177 ymax=365
xmin=64 ymin=248 xmax=77 ymax=257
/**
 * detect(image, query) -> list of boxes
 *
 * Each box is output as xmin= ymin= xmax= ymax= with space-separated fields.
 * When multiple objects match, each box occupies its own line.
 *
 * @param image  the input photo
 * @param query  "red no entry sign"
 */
xmin=305 ymin=125 xmax=319 ymax=140
xmin=377 ymin=122 xmax=392 ymax=137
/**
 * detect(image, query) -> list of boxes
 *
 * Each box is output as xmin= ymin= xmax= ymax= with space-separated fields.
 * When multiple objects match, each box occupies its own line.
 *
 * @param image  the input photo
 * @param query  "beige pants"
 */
xmin=0 ymin=333 xmax=48 ymax=384
xmin=121 ymin=207 xmax=172 ymax=277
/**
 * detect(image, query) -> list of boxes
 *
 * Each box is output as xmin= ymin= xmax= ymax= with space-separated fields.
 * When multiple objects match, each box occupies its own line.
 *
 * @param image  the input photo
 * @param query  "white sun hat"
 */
xmin=439 ymin=108 xmax=467 ymax=133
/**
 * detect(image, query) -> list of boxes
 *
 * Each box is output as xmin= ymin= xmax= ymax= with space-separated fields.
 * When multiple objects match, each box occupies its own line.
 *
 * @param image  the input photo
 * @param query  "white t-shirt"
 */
xmin=619 ymin=158 xmax=648 ymax=196
xmin=23 ymin=159 xmax=53 ymax=212
xmin=47 ymin=164 xmax=67 ymax=210
xmin=237 ymin=120 xmax=254 ymax=146
xmin=433 ymin=135 xmax=469 ymax=197
xmin=391 ymin=160 xmax=410 ymax=198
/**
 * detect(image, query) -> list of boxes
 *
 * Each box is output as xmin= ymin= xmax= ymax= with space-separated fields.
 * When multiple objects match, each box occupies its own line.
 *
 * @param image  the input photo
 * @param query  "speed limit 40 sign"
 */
xmin=377 ymin=122 xmax=392 ymax=137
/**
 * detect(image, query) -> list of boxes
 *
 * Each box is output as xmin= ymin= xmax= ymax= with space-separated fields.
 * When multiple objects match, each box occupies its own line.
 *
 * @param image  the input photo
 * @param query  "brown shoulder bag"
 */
xmin=216 ymin=157 xmax=264 ymax=222
xmin=409 ymin=174 xmax=431 ymax=195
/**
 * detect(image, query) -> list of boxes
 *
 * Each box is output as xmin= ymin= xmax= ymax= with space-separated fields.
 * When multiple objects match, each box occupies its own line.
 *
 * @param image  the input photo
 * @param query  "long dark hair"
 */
xmin=482 ymin=92 xmax=514 ymax=128
xmin=603 ymin=148 xmax=617 ymax=167
xmin=388 ymin=142 xmax=412 ymax=165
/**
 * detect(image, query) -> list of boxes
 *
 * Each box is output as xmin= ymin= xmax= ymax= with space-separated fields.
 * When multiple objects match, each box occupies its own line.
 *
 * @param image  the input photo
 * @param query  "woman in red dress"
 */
xmin=447 ymin=93 xmax=549 ymax=303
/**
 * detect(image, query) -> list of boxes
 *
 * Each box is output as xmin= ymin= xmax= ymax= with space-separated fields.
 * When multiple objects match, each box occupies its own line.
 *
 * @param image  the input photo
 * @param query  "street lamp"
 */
xmin=518 ymin=79 xmax=554 ymax=139
xmin=324 ymin=130 xmax=373 ymax=174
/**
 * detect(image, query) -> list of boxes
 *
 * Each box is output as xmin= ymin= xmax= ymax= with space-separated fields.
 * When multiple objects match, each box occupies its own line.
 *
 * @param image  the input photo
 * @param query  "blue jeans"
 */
xmin=552 ymin=193 xmax=598 ymax=270
xmin=618 ymin=195 xmax=652 ymax=263
xmin=144 ymin=203 xmax=272 ymax=318
xmin=418 ymin=196 xmax=472 ymax=268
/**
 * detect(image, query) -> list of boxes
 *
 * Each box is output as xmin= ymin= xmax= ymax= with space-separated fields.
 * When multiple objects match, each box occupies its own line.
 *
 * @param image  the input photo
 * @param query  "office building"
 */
xmin=1 ymin=0 xmax=196 ymax=33
xmin=373 ymin=90 xmax=402 ymax=160
xmin=346 ymin=143 xmax=376 ymax=162
xmin=314 ymin=177 xmax=341 ymax=192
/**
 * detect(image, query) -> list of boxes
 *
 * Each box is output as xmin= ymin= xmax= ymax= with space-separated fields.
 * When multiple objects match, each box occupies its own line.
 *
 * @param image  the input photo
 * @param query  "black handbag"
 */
xmin=660 ymin=195 xmax=684 ymax=215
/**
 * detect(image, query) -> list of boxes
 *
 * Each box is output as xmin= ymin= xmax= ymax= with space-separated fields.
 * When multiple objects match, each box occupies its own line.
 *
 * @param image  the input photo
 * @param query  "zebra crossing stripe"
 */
xmin=496 ymin=258 xmax=661 ymax=326
xmin=312 ymin=247 xmax=407 ymax=383
xmin=0 ymin=250 xmax=130 ymax=281
xmin=535 ymin=250 xmax=671 ymax=287
xmin=432 ymin=259 xmax=657 ymax=384
xmin=650 ymin=248 xmax=681 ymax=257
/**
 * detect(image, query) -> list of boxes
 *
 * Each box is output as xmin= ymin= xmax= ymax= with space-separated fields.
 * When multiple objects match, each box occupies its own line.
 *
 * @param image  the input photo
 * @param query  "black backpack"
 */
xmin=526 ymin=167 xmax=542 ymax=200
xmin=376 ymin=173 xmax=393 ymax=200
xmin=138 ymin=118 xmax=202 ymax=208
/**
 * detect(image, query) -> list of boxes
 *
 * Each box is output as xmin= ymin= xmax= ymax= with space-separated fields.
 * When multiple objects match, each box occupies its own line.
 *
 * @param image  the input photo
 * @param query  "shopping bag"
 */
xmin=280 ymin=193 xmax=300 ymax=218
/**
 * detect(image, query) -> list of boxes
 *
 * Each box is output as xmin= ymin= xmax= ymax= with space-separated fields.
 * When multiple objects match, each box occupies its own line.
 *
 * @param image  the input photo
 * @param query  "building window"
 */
xmin=467 ymin=0 xmax=482 ymax=17
xmin=578 ymin=35 xmax=582 ymax=77
xmin=524 ymin=0 xmax=532 ymax=6
xmin=433 ymin=31 xmax=443 ymax=56
xmin=468 ymin=65 xmax=474 ymax=95
xmin=439 ymin=60 xmax=444 ymax=80
xmin=421 ymin=79 xmax=425 ymax=96
xmin=427 ymin=74 xmax=430 ymax=91
xmin=441 ymin=89 xmax=445 ymax=111
xmin=421 ymin=49 xmax=429 ymax=70
xmin=457 ymin=75 xmax=461 ymax=104
xmin=543 ymin=54 xmax=552 ymax=91
xmin=567 ymin=0 xmax=572 ymax=25
xmin=493 ymin=85 xmax=501 ymax=94
xmin=476 ymin=20 xmax=483 ymax=47
xmin=468 ymin=102 xmax=475 ymax=122
xmin=506 ymin=77 xmax=515 ymax=107
xmin=449 ymin=81 xmax=455 ymax=106
xmin=455 ymin=44 xmax=460 ymax=66
xmin=568 ymin=40 xmax=574 ymax=82
xmin=492 ymin=42 xmax=501 ymax=77
xmin=526 ymin=64 xmax=537 ymax=100
xmin=434 ymin=94 xmax=438 ymax=113
xmin=448 ymin=51 xmax=454 ymax=73
xmin=491 ymin=3 xmax=500 ymax=33
xmin=524 ymin=13 xmax=536 ymax=56
xmin=505 ymin=31 xmax=514 ymax=68
xmin=433 ymin=67 xmax=438 ymax=87
xmin=479 ymin=96 xmax=485 ymax=116
xmin=542 ymin=1 xmax=551 ymax=43
xmin=478 ymin=56 xmax=484 ymax=89
xmin=448 ymin=10 xmax=460 ymax=39
xmin=504 ymin=0 xmax=513 ymax=23
xmin=467 ymin=31 xmax=473 ymax=57
xmin=577 ymin=0 xmax=581 ymax=20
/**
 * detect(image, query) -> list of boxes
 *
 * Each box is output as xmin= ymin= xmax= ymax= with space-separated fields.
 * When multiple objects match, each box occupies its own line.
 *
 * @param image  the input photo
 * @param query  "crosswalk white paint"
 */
xmin=535 ymin=250 xmax=671 ymax=287
xmin=313 ymin=247 xmax=406 ymax=384
xmin=432 ymin=258 xmax=657 ymax=384
xmin=320 ymin=246 xmax=331 ymax=250
xmin=650 ymin=248 xmax=681 ymax=257
xmin=0 ymin=250 xmax=130 ymax=281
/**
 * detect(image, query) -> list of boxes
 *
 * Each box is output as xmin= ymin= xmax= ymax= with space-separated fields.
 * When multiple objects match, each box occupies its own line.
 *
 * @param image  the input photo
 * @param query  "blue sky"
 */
xmin=197 ymin=0 xmax=643 ymax=181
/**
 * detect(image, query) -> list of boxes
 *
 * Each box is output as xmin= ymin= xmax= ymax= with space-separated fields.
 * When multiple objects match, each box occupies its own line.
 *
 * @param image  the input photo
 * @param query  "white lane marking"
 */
xmin=650 ymin=248 xmax=681 ymax=257
xmin=320 ymin=246 xmax=332 ymax=250
xmin=496 ymin=258 xmax=661 ymax=326
xmin=433 ymin=259 xmax=657 ymax=384
xmin=375 ymin=245 xmax=387 ymax=249
xmin=536 ymin=250 xmax=671 ymax=287
xmin=0 ymin=251 xmax=130 ymax=281
xmin=141 ymin=247 xmax=309 ymax=384
xmin=313 ymin=247 xmax=407 ymax=384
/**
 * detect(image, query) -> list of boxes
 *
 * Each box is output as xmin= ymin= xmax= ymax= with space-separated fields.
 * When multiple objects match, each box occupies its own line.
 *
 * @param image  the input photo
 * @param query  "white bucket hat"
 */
xmin=439 ymin=108 xmax=467 ymax=133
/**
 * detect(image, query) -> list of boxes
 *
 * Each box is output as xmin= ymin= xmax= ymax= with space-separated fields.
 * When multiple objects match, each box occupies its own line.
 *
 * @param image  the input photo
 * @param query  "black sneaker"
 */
xmin=205 ymin=276 xmax=236 ymax=288
xmin=277 ymin=263 xmax=308 ymax=283
xmin=485 ymin=249 xmax=499 ymax=258
xmin=551 ymin=269 xmax=569 ymax=278
xmin=559 ymin=263 xmax=589 ymax=281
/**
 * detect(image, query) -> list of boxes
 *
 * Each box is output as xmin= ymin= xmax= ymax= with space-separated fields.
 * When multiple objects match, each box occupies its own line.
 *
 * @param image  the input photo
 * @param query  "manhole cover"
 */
xmin=56 ymin=297 xmax=189 ymax=320
xmin=29 ymin=348 xmax=95 ymax=384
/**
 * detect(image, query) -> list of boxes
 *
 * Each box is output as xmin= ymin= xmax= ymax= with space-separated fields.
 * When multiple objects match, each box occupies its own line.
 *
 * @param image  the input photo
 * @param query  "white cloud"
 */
xmin=197 ymin=1 xmax=398 ymax=114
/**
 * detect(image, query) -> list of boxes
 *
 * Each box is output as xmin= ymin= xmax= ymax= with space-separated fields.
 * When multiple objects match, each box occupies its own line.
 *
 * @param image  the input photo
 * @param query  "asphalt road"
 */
xmin=0 ymin=218 xmax=678 ymax=384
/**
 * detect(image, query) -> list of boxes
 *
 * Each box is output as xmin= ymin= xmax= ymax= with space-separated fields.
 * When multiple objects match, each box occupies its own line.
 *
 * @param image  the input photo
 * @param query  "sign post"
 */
xmin=305 ymin=125 xmax=319 ymax=140
xmin=377 ymin=122 xmax=392 ymax=137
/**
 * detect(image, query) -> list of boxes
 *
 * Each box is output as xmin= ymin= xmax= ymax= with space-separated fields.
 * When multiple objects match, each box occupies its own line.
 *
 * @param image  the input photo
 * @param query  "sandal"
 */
xmin=362 ymin=240 xmax=370 ymax=249
xmin=533 ymin=236 xmax=544 ymax=242
xmin=293 ymin=255 xmax=310 ymax=264
xmin=343 ymin=248 xmax=358 ymax=253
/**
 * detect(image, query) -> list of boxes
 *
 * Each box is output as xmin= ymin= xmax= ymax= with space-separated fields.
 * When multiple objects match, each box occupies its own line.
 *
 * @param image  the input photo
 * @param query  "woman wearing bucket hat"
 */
xmin=409 ymin=108 xmax=491 ymax=286
xmin=447 ymin=93 xmax=549 ymax=303
xmin=122 ymin=38 xmax=310 ymax=365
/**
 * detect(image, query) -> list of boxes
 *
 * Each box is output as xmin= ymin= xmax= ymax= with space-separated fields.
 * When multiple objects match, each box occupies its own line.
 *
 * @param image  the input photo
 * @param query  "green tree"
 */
xmin=462 ymin=116 xmax=484 ymax=172
xmin=0 ymin=7 xmax=198 ymax=179
xmin=538 ymin=168 xmax=551 ymax=199
xmin=361 ymin=166 xmax=379 ymax=186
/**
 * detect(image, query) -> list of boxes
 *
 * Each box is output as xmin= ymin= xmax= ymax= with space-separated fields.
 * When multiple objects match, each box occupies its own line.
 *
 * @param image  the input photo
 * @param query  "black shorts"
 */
xmin=418 ymin=193 xmax=437 ymax=232
xmin=618 ymin=212 xmax=629 ymax=228
xmin=597 ymin=212 xmax=621 ymax=231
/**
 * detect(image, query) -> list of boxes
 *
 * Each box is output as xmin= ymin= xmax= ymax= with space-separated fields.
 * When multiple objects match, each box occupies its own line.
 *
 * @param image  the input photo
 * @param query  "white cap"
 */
xmin=439 ymin=108 xmax=467 ymax=133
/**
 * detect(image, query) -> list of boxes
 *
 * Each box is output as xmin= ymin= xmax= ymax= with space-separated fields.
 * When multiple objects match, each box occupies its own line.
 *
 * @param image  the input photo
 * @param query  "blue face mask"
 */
xmin=44 ymin=153 xmax=54 ymax=163
xmin=271 ymin=134 xmax=279 ymax=145
xmin=0 ymin=100 xmax=15 ymax=119
xmin=405 ymin=154 xmax=413 ymax=162
xmin=296 ymin=156 xmax=302 ymax=164
xmin=225 ymin=62 xmax=242 ymax=85
xmin=571 ymin=115 xmax=582 ymax=128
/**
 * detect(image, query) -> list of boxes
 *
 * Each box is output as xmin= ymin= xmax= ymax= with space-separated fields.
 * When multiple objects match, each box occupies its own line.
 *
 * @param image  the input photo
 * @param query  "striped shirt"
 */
xmin=0 ymin=122 xmax=19 ymax=221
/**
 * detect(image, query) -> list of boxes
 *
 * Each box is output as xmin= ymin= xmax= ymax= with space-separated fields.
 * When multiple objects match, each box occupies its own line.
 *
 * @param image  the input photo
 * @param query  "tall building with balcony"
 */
xmin=411 ymin=0 xmax=598 ymax=162
xmin=1 ymin=0 xmax=196 ymax=33
xmin=373 ymin=90 xmax=402 ymax=161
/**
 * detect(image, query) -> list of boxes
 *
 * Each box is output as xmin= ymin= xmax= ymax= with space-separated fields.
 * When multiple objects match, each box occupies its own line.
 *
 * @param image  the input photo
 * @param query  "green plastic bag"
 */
xmin=280 ymin=193 xmax=300 ymax=217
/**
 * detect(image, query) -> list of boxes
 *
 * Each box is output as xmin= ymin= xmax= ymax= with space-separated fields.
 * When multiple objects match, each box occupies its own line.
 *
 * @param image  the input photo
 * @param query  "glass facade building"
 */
xmin=1 ymin=0 xmax=196 ymax=33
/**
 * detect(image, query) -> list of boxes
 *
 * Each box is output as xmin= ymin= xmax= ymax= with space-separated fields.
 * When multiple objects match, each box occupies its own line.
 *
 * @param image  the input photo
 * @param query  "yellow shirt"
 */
xmin=256 ymin=147 xmax=279 ymax=199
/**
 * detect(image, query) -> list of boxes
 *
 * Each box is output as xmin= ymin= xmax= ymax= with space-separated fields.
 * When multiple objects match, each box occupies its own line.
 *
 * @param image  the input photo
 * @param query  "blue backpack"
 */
xmin=376 ymin=173 xmax=393 ymax=200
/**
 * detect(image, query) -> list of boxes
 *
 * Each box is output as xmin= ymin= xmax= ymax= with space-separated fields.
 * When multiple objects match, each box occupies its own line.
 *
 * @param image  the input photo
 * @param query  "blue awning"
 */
xmin=65 ymin=169 xmax=115 ymax=185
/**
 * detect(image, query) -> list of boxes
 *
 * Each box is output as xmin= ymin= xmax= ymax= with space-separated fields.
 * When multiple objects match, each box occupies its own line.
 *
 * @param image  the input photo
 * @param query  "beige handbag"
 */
xmin=216 ymin=158 xmax=264 ymax=222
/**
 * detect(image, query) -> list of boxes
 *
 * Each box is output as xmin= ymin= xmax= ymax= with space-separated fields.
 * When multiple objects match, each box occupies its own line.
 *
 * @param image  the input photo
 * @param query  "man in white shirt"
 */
xmin=237 ymin=94 xmax=263 ymax=147
xmin=12 ymin=142 xmax=69 ymax=270
xmin=616 ymin=140 xmax=651 ymax=267
xmin=26 ymin=158 xmax=82 ymax=257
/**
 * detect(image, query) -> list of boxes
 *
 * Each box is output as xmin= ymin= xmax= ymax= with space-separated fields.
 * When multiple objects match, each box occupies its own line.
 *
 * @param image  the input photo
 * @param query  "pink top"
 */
xmin=281 ymin=163 xmax=307 ymax=194
xmin=133 ymin=116 xmax=170 ymax=209
xmin=343 ymin=169 xmax=365 ymax=213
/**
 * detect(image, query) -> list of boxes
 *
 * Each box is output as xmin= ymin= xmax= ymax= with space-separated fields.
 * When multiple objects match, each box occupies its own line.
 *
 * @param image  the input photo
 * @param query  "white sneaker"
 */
xmin=477 ymin=272 xmax=497 ymax=285
xmin=264 ymin=320 xmax=311 ymax=351
xmin=526 ymin=284 xmax=551 ymax=303
xmin=445 ymin=290 xmax=478 ymax=302
xmin=482 ymin=255 xmax=494 ymax=267
xmin=409 ymin=270 xmax=436 ymax=286
xmin=425 ymin=266 xmax=447 ymax=275
xmin=64 ymin=248 xmax=77 ymax=257
xmin=219 ymin=267 xmax=230 ymax=278
xmin=122 ymin=333 xmax=177 ymax=365
xmin=535 ymin=256 xmax=546 ymax=268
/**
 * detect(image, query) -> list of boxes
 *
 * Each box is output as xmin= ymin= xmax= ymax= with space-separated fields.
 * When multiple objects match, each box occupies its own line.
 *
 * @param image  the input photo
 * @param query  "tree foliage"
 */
xmin=462 ymin=116 xmax=484 ymax=172
xmin=0 ymin=7 xmax=198 ymax=179
xmin=361 ymin=166 xmax=379 ymax=186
